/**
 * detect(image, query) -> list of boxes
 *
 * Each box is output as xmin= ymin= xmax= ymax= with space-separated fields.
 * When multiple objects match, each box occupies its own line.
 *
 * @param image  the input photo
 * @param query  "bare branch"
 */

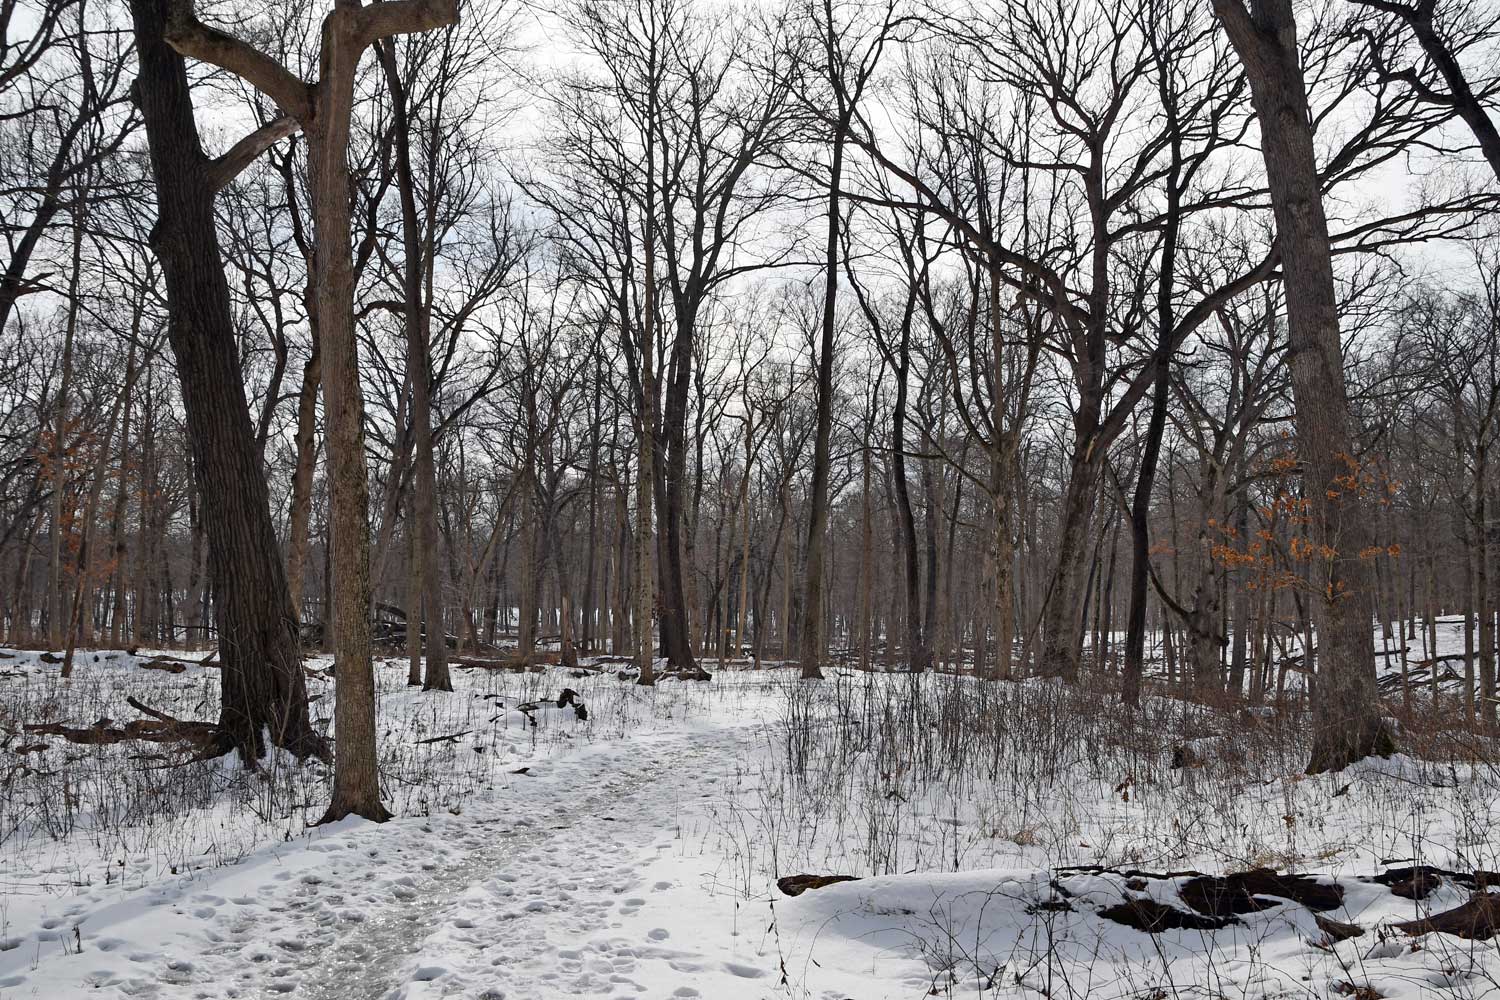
xmin=163 ymin=0 xmax=313 ymax=120
xmin=353 ymin=0 xmax=460 ymax=49
xmin=207 ymin=115 xmax=300 ymax=192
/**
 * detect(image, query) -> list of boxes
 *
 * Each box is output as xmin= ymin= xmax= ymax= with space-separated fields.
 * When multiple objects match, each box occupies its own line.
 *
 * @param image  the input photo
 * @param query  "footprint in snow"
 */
xmin=723 ymin=961 xmax=766 ymax=979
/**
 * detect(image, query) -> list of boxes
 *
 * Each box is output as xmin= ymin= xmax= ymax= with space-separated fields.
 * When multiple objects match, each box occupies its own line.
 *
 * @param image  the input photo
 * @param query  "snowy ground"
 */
xmin=2 ymin=645 xmax=1500 ymax=999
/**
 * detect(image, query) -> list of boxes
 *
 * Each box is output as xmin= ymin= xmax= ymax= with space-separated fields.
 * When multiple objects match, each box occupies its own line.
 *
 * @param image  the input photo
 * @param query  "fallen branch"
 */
xmin=415 ymin=730 xmax=471 ymax=745
xmin=1394 ymin=892 xmax=1500 ymax=941
xmin=777 ymin=874 xmax=860 ymax=897
xmin=24 ymin=698 xmax=220 ymax=751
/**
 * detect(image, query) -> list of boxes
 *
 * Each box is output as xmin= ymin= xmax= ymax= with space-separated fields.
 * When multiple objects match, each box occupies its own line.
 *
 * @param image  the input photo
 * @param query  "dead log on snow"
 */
xmin=24 ymin=697 xmax=219 ymax=751
xmin=452 ymin=655 xmax=545 ymax=673
xmin=1097 ymin=897 xmax=1234 ymax=932
xmin=1394 ymin=892 xmax=1500 ymax=941
xmin=777 ymin=874 xmax=860 ymax=897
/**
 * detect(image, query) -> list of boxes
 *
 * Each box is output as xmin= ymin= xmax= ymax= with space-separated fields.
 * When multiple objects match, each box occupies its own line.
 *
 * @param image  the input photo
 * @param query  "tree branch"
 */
xmin=163 ymin=0 xmax=313 ymax=120
xmin=207 ymin=115 xmax=300 ymax=192
xmin=353 ymin=0 xmax=460 ymax=49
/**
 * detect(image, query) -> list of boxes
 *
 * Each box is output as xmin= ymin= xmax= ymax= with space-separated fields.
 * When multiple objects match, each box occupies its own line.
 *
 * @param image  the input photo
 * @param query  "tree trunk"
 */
xmin=377 ymin=39 xmax=450 ymax=693
xmin=798 ymin=114 xmax=848 ymax=681
xmin=304 ymin=29 xmax=385 ymax=824
xmin=1216 ymin=0 xmax=1389 ymax=771
xmin=1479 ymin=450 xmax=1495 ymax=725
xmin=48 ymin=199 xmax=84 ymax=652
xmin=1038 ymin=456 xmax=1099 ymax=681
xmin=856 ymin=434 xmax=874 ymax=672
xmin=285 ymin=342 xmax=321 ymax=622
xmin=131 ymin=0 xmax=321 ymax=761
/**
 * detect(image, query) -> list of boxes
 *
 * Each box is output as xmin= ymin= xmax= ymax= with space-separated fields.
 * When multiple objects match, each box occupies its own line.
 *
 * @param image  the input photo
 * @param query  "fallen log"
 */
xmin=1369 ymin=865 xmax=1500 ymax=895
xmin=777 ymin=874 xmax=860 ymax=897
xmin=142 ymin=653 xmax=219 ymax=670
xmin=1394 ymin=892 xmax=1500 ymax=941
xmin=1179 ymin=868 xmax=1342 ymax=917
xmin=1314 ymin=914 xmax=1365 ymax=943
xmin=23 ymin=698 xmax=220 ymax=751
xmin=1098 ymin=897 xmax=1234 ymax=932
xmin=141 ymin=658 xmax=186 ymax=673
xmin=452 ymin=655 xmax=545 ymax=673
xmin=660 ymin=664 xmax=713 ymax=681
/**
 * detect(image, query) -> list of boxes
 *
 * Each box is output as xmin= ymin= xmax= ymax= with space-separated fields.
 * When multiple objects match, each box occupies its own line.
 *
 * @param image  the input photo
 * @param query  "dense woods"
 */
xmin=5 ymin=0 xmax=1500 ymax=821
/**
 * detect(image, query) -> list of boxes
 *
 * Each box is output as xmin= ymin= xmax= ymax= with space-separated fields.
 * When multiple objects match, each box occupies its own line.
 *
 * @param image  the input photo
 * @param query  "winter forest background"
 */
xmin=5 ymin=0 xmax=1500 ymax=996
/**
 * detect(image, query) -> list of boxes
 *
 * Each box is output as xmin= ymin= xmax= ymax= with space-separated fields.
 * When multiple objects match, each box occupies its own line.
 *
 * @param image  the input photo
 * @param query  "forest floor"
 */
xmin=1 ymin=642 xmax=1499 ymax=999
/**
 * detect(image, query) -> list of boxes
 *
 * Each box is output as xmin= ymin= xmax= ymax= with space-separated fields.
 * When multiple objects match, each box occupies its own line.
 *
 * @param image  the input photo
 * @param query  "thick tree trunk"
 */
xmin=304 ymin=25 xmax=386 ymax=823
xmin=656 ymin=332 xmax=698 ymax=673
xmin=130 ymin=0 xmax=321 ymax=761
xmin=1216 ymin=0 xmax=1389 ymax=772
xmin=1038 ymin=455 xmax=1099 ymax=681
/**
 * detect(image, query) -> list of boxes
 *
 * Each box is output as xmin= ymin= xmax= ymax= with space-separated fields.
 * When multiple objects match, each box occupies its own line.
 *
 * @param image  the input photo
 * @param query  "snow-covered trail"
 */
xmin=293 ymin=736 xmax=685 ymax=1000
xmin=10 ymin=709 xmax=782 ymax=1000
xmin=367 ymin=724 xmax=780 ymax=1000
xmin=298 ymin=724 xmax=774 ymax=1000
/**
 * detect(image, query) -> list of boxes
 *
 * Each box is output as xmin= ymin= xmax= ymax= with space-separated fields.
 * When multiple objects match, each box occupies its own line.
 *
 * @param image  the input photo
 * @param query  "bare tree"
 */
xmin=164 ymin=0 xmax=460 ymax=821
xmin=1353 ymin=0 xmax=1500 ymax=183
xmin=127 ymin=0 xmax=324 ymax=760
xmin=1214 ymin=0 xmax=1392 ymax=772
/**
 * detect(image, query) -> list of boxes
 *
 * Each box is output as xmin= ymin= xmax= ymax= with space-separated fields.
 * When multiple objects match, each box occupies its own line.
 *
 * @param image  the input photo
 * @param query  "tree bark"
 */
xmin=377 ymin=37 xmax=450 ymax=692
xmin=164 ymin=0 xmax=459 ymax=819
xmin=130 ymin=0 xmax=321 ymax=761
xmin=1215 ymin=0 xmax=1390 ymax=772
